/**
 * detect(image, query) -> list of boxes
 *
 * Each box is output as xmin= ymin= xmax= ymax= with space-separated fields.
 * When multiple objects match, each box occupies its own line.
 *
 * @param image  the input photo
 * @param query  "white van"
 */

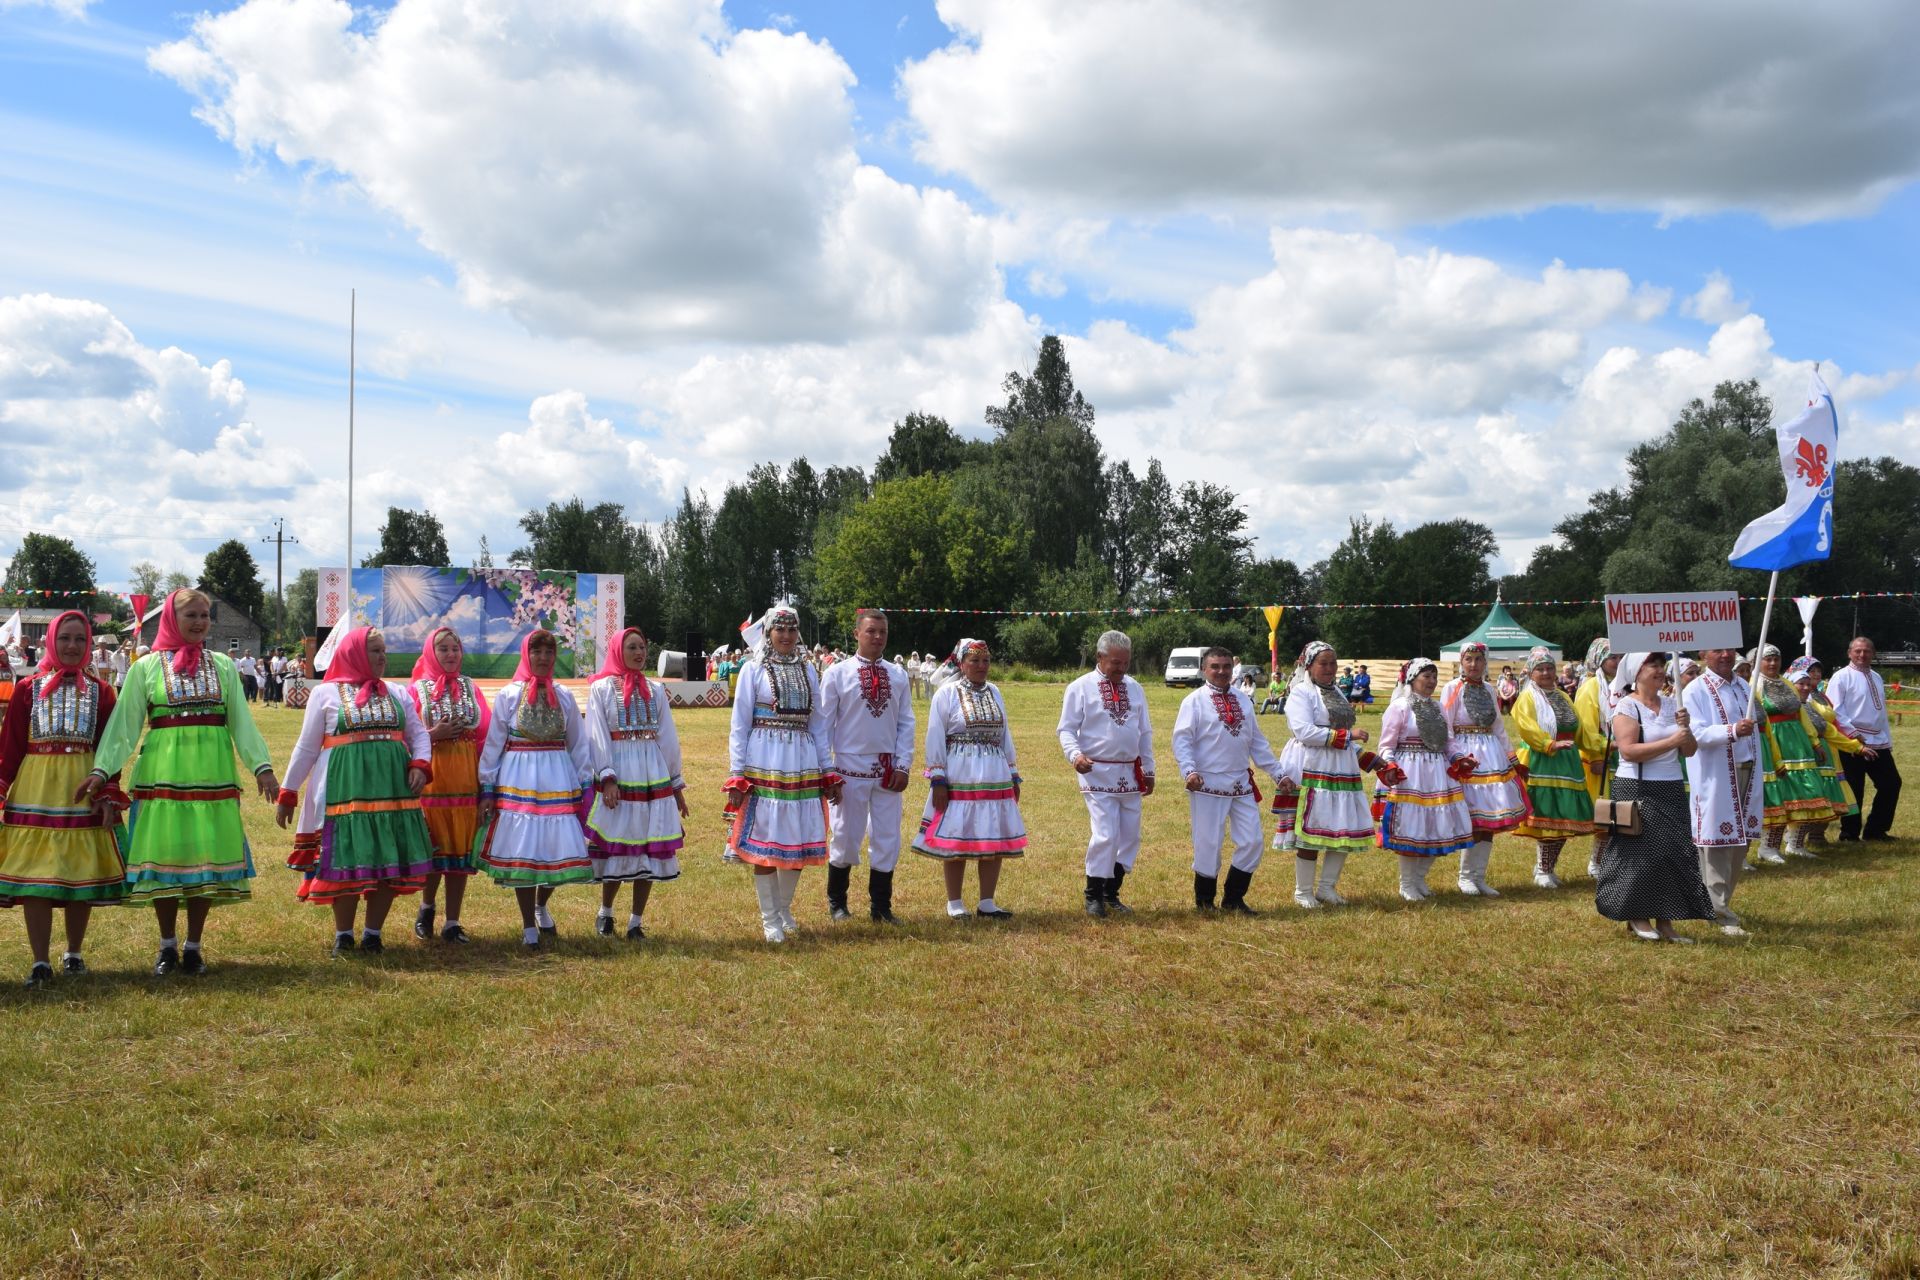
xmin=1164 ymin=647 xmax=1207 ymax=687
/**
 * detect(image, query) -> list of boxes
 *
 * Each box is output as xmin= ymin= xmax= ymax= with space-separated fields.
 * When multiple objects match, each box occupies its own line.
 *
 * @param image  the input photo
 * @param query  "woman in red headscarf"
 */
xmin=475 ymin=629 xmax=597 ymax=949
xmin=275 ymin=627 xmax=434 ymax=955
xmin=0 ymin=611 xmax=129 ymax=987
xmin=583 ymin=627 xmax=688 ymax=939
xmin=83 ymin=588 xmax=278 ymax=976
xmin=405 ymin=626 xmax=491 ymax=944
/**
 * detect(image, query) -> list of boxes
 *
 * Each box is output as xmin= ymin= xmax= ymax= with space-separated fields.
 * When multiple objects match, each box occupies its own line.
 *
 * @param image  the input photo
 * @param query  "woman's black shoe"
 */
xmin=25 ymin=961 xmax=53 ymax=989
xmin=538 ymin=924 xmax=558 ymax=938
xmin=179 ymin=948 xmax=206 ymax=975
xmin=976 ymin=905 xmax=1015 ymax=920
xmin=595 ymin=914 xmax=615 ymax=937
xmin=440 ymin=923 xmax=470 ymax=944
xmin=625 ymin=923 xmax=646 ymax=941
xmin=414 ymin=904 xmax=435 ymax=940
xmin=359 ymin=935 xmax=385 ymax=954
xmin=331 ymin=934 xmax=356 ymax=957
xmin=153 ymin=946 xmax=180 ymax=976
xmin=61 ymin=955 xmax=87 ymax=975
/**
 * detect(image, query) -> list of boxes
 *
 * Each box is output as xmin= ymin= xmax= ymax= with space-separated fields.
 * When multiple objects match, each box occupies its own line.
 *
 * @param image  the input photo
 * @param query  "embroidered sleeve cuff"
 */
xmin=253 ymin=763 xmax=275 ymax=777
xmin=822 ymin=772 xmax=844 ymax=788
xmin=1331 ymin=729 xmax=1350 ymax=750
xmin=276 ymin=788 xmax=299 ymax=807
xmin=723 ymin=775 xmax=752 ymax=794
xmin=597 ymin=768 xmax=618 ymax=783
xmin=925 ymin=772 xmax=948 ymax=784
xmin=1357 ymin=750 xmax=1378 ymax=773
xmin=409 ymin=760 xmax=434 ymax=782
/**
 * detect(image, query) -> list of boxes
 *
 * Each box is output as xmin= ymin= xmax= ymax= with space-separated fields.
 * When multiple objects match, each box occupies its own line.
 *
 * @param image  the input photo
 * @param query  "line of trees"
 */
xmin=8 ymin=356 xmax=1916 ymax=670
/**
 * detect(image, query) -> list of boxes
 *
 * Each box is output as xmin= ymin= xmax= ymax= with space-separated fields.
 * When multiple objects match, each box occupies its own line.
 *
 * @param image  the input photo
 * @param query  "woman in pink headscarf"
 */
xmin=475 ymin=629 xmax=597 ymax=949
xmin=405 ymin=626 xmax=491 ymax=944
xmin=84 ymin=588 xmax=278 ymax=976
xmin=276 ymin=627 xmax=434 ymax=955
xmin=583 ymin=627 xmax=688 ymax=940
xmin=0 ymin=610 xmax=129 ymax=987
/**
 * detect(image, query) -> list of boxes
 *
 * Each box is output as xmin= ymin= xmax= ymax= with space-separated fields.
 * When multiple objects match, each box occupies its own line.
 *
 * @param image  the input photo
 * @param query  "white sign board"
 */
xmin=1604 ymin=592 xmax=1744 ymax=653
xmin=317 ymin=567 xmax=349 ymax=627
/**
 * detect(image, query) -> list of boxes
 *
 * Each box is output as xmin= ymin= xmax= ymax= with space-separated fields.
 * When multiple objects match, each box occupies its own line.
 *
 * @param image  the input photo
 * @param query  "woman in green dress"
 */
xmin=276 ymin=627 xmax=434 ymax=956
xmin=1511 ymin=646 xmax=1595 ymax=889
xmin=81 ymin=589 xmax=278 ymax=976
xmin=1750 ymin=644 xmax=1843 ymax=867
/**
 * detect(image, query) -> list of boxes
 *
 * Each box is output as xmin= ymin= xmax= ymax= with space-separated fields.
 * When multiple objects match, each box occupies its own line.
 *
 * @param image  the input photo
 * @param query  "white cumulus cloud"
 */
xmin=902 ymin=0 xmax=1920 ymax=224
xmin=150 ymin=0 xmax=1000 ymax=345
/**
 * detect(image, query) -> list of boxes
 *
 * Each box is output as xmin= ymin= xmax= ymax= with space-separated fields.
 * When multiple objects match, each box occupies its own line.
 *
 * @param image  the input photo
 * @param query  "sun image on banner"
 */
xmin=324 ymin=566 xmax=626 ymax=678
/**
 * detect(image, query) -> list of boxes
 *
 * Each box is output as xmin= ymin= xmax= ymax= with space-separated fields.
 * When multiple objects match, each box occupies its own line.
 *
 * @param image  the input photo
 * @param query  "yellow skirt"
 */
xmin=0 ymin=751 xmax=128 ymax=903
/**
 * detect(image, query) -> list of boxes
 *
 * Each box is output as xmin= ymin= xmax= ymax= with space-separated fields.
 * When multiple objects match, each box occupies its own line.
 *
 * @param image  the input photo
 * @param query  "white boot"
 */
xmin=1587 ymin=833 xmax=1606 ymax=881
xmin=1531 ymin=840 xmax=1562 ymax=889
xmin=1315 ymin=850 xmax=1349 ymax=905
xmin=774 ymin=867 xmax=802 ymax=932
xmin=1784 ymin=826 xmax=1817 ymax=858
xmin=1756 ymin=829 xmax=1787 ymax=866
xmin=1397 ymin=858 xmax=1425 ymax=903
xmin=1466 ymin=840 xmax=1500 ymax=897
xmin=1292 ymin=857 xmax=1319 ymax=909
xmin=1458 ymin=841 xmax=1484 ymax=896
xmin=753 ymin=874 xmax=786 ymax=943
xmin=1417 ymin=858 xmax=1435 ymax=898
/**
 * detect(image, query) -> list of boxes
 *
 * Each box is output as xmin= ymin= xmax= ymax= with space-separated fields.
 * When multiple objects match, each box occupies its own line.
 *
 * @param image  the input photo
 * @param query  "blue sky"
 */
xmin=2 ymin=0 xmax=1916 ymax=589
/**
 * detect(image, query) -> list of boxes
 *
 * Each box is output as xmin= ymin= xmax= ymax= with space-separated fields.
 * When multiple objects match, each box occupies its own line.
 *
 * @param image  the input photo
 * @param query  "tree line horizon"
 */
xmin=6 ymin=337 xmax=1917 ymax=668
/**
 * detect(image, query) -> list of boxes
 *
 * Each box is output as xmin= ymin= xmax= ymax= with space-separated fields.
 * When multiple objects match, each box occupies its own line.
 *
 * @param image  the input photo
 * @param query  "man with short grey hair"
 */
xmin=1827 ymin=636 xmax=1900 ymax=841
xmin=1057 ymin=630 xmax=1156 ymax=916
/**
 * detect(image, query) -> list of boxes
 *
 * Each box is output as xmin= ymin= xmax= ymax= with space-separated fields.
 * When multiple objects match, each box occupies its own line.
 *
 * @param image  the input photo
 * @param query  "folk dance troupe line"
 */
xmin=0 ymin=589 xmax=1903 ymax=984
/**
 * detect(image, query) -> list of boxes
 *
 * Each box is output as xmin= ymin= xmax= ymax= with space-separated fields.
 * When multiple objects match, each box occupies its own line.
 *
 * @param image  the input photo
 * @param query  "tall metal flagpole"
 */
xmin=347 ymin=288 xmax=356 ymax=570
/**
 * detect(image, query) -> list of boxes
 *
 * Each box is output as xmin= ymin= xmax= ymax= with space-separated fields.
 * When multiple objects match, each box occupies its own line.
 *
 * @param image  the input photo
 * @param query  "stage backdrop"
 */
xmin=317 ymin=566 xmax=624 ymax=678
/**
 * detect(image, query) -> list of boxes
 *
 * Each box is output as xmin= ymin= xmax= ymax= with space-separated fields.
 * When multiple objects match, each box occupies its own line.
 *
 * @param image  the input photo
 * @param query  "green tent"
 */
xmin=1440 ymin=593 xmax=1560 ymax=661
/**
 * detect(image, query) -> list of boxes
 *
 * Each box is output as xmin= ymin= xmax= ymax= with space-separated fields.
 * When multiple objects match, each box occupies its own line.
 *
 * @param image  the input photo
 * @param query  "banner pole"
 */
xmin=1746 ymin=569 xmax=1780 ymax=723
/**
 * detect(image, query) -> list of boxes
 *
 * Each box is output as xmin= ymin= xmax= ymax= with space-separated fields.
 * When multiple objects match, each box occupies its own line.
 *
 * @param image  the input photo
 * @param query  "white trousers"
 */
xmin=1695 ymin=843 xmax=1746 ymax=919
xmin=1081 ymin=791 xmax=1143 ymax=877
xmin=1189 ymin=792 xmax=1264 ymax=877
xmin=829 ymin=776 xmax=906 ymax=873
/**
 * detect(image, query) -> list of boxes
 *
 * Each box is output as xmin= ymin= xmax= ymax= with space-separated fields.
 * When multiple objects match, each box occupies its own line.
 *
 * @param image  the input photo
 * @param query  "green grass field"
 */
xmin=4 ymin=682 xmax=1917 ymax=1278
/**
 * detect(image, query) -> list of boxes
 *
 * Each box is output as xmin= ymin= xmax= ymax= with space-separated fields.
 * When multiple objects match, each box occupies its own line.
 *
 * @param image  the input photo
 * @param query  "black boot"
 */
xmin=413 ymin=903 xmax=435 ymax=940
xmin=1194 ymin=873 xmax=1219 ymax=913
xmin=1221 ymin=866 xmax=1259 ymax=916
xmin=826 ymin=863 xmax=853 ymax=921
xmin=1104 ymin=865 xmax=1133 ymax=914
xmin=1084 ymin=875 xmax=1108 ymax=917
xmin=868 ymin=868 xmax=899 ymax=924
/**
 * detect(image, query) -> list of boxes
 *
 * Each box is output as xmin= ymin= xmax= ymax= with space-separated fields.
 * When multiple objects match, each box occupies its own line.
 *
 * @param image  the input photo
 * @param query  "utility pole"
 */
xmin=261 ymin=519 xmax=300 ymax=642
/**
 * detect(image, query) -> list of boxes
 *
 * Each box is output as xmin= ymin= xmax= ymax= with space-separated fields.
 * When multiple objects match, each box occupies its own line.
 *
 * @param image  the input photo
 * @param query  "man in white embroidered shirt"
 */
xmin=1827 ymin=636 xmax=1901 ymax=842
xmin=1057 ymin=630 xmax=1156 ymax=917
xmin=819 ymin=609 xmax=916 ymax=923
xmin=1173 ymin=648 xmax=1286 ymax=915
xmin=1682 ymin=647 xmax=1762 ymax=936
